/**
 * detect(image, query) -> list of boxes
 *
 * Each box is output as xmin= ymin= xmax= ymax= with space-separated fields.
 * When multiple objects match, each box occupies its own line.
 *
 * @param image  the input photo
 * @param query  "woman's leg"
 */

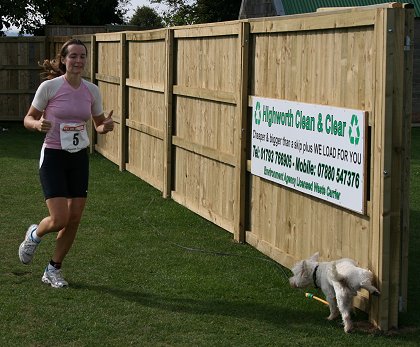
xmin=41 ymin=197 xmax=86 ymax=288
xmin=52 ymin=197 xmax=86 ymax=263
xmin=18 ymin=196 xmax=69 ymax=264
xmin=36 ymin=197 xmax=70 ymax=237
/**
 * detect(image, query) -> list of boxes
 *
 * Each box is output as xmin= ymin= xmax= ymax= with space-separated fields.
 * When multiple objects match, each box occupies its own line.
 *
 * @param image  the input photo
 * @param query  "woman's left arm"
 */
xmin=93 ymin=110 xmax=114 ymax=134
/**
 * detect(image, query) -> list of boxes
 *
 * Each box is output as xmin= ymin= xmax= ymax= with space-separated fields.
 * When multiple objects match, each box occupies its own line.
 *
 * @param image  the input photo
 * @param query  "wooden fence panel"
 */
xmin=0 ymin=35 xmax=93 ymax=122
xmin=0 ymin=37 xmax=45 ymax=121
xmin=247 ymin=20 xmax=374 ymax=265
xmin=125 ymin=30 xmax=167 ymax=190
xmin=244 ymin=5 xmax=412 ymax=330
xmin=94 ymin=33 xmax=122 ymax=164
xmin=170 ymin=23 xmax=243 ymax=233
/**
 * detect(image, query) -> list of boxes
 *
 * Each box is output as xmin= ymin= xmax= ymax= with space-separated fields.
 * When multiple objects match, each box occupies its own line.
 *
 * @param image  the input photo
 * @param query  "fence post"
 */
xmin=400 ymin=3 xmax=414 ymax=314
xmin=119 ymin=32 xmax=127 ymax=171
xmin=163 ymin=28 xmax=174 ymax=198
xmin=234 ymin=21 xmax=250 ymax=243
xmin=90 ymin=35 xmax=98 ymax=154
xmin=370 ymin=6 xmax=392 ymax=332
xmin=370 ymin=5 xmax=410 ymax=331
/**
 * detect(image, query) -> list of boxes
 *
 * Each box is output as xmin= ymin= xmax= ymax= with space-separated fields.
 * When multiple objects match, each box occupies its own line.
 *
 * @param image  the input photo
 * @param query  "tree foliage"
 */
xmin=150 ymin=0 xmax=242 ymax=26
xmin=194 ymin=0 xmax=243 ymax=24
xmin=129 ymin=6 xmax=164 ymax=30
xmin=150 ymin=0 xmax=195 ymax=26
xmin=1 ymin=0 xmax=243 ymax=35
xmin=41 ymin=0 xmax=128 ymax=26
xmin=1 ymin=0 xmax=129 ymax=35
xmin=1 ymin=0 xmax=35 ymax=35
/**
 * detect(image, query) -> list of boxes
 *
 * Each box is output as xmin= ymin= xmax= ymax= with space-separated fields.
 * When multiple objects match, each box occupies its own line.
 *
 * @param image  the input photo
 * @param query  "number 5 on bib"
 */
xmin=60 ymin=122 xmax=90 ymax=152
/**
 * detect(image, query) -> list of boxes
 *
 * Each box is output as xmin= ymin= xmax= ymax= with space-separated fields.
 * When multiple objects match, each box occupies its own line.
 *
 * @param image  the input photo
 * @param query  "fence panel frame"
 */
xmin=93 ymin=33 xmax=122 ymax=165
xmin=123 ymin=29 xmax=168 ymax=191
xmin=168 ymin=22 xmax=244 ymax=234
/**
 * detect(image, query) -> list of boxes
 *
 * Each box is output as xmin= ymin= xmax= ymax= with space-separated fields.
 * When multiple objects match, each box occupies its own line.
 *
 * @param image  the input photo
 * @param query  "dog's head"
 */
xmin=289 ymin=252 xmax=319 ymax=288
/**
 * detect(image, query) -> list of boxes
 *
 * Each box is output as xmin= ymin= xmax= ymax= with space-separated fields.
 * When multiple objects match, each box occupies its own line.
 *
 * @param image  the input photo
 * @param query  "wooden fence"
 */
xmin=0 ymin=3 xmax=413 ymax=331
xmin=0 ymin=35 xmax=92 ymax=121
xmin=0 ymin=37 xmax=45 ymax=121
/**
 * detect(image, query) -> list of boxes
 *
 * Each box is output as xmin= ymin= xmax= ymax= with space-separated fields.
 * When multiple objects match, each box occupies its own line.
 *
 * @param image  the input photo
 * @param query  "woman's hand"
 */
xmin=24 ymin=106 xmax=51 ymax=132
xmin=36 ymin=114 xmax=52 ymax=133
xmin=101 ymin=110 xmax=114 ymax=133
xmin=93 ymin=110 xmax=114 ymax=134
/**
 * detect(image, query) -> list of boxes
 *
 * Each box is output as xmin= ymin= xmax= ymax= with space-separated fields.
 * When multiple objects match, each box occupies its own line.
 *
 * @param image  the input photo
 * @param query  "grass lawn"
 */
xmin=0 ymin=122 xmax=419 ymax=346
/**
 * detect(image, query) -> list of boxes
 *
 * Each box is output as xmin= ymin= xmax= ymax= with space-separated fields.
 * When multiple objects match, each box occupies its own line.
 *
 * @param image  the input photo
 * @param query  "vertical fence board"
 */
xmin=89 ymin=35 xmax=98 ymax=152
xmin=120 ymin=33 xmax=127 ymax=170
xmin=234 ymin=21 xmax=250 ymax=242
xmin=163 ymin=29 xmax=174 ymax=198
xmin=388 ymin=7 xmax=409 ymax=329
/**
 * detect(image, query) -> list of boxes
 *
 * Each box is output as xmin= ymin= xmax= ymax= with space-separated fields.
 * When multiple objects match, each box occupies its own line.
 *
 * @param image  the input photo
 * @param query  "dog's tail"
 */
xmin=330 ymin=261 xmax=349 ymax=288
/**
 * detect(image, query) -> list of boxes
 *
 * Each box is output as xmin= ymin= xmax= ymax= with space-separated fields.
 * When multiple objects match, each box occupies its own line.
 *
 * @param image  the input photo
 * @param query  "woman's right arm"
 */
xmin=24 ymin=106 xmax=51 ymax=133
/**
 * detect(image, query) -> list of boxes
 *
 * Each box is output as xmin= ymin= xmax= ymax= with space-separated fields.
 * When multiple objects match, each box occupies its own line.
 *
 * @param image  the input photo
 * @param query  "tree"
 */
xmin=1 ymin=0 xmax=129 ymax=35
xmin=129 ymin=6 xmax=164 ymax=30
xmin=194 ymin=0 xmax=242 ymax=24
xmin=41 ymin=0 xmax=128 ymax=26
xmin=150 ymin=0 xmax=242 ymax=26
xmin=1 ymin=0 xmax=37 ymax=35
xmin=151 ymin=0 xmax=195 ymax=26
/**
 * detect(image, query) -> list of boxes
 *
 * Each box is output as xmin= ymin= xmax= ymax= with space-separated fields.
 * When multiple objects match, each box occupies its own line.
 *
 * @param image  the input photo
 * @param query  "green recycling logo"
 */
xmin=254 ymin=101 xmax=262 ymax=125
xmin=349 ymin=114 xmax=360 ymax=145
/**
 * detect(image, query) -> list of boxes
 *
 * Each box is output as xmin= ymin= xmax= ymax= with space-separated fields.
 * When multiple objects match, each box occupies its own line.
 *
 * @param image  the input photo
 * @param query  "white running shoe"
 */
xmin=42 ymin=267 xmax=69 ymax=288
xmin=18 ymin=224 xmax=40 ymax=264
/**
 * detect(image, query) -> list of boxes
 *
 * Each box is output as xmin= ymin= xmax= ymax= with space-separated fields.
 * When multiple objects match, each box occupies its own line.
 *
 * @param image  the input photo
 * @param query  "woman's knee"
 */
xmin=49 ymin=214 xmax=69 ymax=231
xmin=67 ymin=213 xmax=83 ymax=228
xmin=46 ymin=197 xmax=70 ymax=230
xmin=68 ymin=198 xmax=86 ymax=226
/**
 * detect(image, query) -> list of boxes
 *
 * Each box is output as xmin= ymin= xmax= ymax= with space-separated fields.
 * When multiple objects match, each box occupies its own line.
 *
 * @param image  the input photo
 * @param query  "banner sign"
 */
xmin=251 ymin=96 xmax=367 ymax=214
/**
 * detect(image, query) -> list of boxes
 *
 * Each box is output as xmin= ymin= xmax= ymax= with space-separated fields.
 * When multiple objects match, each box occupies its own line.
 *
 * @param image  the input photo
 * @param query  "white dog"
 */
xmin=289 ymin=252 xmax=380 ymax=333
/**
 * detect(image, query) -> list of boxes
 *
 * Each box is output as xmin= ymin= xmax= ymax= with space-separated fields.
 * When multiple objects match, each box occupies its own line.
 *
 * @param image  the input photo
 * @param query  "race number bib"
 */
xmin=60 ymin=122 xmax=90 ymax=153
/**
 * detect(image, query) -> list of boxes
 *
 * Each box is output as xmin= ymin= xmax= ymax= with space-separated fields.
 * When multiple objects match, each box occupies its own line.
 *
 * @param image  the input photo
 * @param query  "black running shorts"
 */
xmin=39 ymin=147 xmax=89 ymax=199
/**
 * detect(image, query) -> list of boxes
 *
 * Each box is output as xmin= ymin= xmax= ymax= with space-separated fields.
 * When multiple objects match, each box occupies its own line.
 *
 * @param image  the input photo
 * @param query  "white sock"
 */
xmin=31 ymin=228 xmax=42 ymax=243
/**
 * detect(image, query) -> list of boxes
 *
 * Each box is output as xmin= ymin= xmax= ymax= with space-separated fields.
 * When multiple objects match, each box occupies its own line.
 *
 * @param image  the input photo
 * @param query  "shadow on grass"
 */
xmin=72 ymin=281 xmax=420 ymax=340
xmin=71 ymin=281 xmax=322 ymax=328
